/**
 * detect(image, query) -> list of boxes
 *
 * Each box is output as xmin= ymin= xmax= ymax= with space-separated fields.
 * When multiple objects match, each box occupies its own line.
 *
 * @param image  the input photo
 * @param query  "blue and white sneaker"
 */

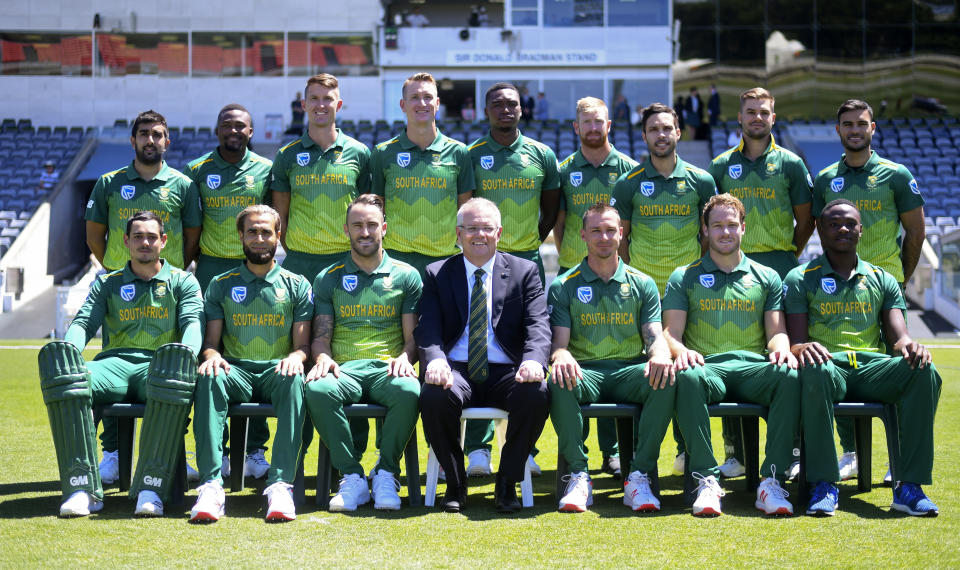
xmin=891 ymin=483 xmax=939 ymax=517
xmin=806 ymin=481 xmax=839 ymax=516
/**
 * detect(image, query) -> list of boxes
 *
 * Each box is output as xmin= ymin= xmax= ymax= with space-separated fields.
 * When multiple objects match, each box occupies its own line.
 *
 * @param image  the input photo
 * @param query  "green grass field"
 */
xmin=1 ymin=343 xmax=957 ymax=567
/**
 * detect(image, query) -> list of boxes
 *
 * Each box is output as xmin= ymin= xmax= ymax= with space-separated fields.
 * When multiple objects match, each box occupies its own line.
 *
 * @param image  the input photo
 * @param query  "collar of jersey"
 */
xmin=125 ymin=160 xmax=173 ymax=182
xmin=838 ymin=149 xmax=879 ymax=174
xmin=812 ymin=253 xmax=872 ymax=281
xmin=300 ymin=128 xmax=345 ymax=154
xmin=398 ymin=129 xmax=445 ymax=152
xmin=639 ymin=155 xmax=687 ymax=180
xmin=735 ymin=134 xmax=777 ymax=160
xmin=211 ymin=147 xmax=253 ymax=171
xmin=121 ymin=259 xmax=172 ymax=283
xmin=578 ymin=257 xmax=629 ymax=283
xmin=238 ymin=261 xmax=283 ymax=284
xmin=343 ymin=251 xmax=393 ymax=276
xmin=481 ymin=131 xmax=525 ymax=153
xmin=699 ymin=251 xmax=752 ymax=275
xmin=573 ymin=145 xmax=621 ymax=168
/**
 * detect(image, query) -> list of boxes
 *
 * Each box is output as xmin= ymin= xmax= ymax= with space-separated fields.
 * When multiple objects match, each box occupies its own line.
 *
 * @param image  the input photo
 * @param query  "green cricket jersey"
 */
xmin=65 ymin=260 xmax=203 ymax=357
xmin=370 ymin=130 xmax=474 ymax=257
xmin=662 ymin=253 xmax=782 ymax=356
xmin=709 ymin=136 xmax=812 ymax=254
xmin=271 ymin=130 xmax=371 ymax=256
xmin=557 ymin=146 xmax=638 ymax=269
xmin=610 ymin=156 xmax=717 ymax=295
xmin=468 ymin=132 xmax=560 ymax=253
xmin=313 ymin=252 xmax=422 ymax=363
xmin=205 ymin=262 xmax=312 ymax=362
xmin=548 ymin=259 xmax=660 ymax=363
xmin=812 ymin=151 xmax=924 ymax=283
xmin=85 ymin=161 xmax=202 ymax=271
xmin=186 ymin=148 xmax=273 ymax=260
xmin=783 ymin=254 xmax=904 ymax=353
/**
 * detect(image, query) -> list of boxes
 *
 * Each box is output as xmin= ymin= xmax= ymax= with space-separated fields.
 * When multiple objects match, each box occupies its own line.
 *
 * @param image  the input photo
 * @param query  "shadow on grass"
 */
xmin=0 ymin=480 xmax=61 ymax=496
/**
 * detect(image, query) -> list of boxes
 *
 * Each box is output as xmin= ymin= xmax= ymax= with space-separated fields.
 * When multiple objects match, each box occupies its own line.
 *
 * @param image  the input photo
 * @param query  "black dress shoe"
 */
xmin=495 ymin=475 xmax=521 ymax=513
xmin=441 ymin=486 xmax=467 ymax=513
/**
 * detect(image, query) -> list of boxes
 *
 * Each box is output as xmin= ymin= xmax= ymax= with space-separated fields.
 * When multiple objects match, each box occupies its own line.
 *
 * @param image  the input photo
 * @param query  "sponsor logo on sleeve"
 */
xmin=86 ymin=199 xmax=94 ymax=209
xmin=231 ymin=286 xmax=247 ymax=303
xmin=909 ymin=178 xmax=920 ymax=194
xmin=806 ymin=173 xmax=813 ymax=187
xmin=576 ymin=286 xmax=593 ymax=303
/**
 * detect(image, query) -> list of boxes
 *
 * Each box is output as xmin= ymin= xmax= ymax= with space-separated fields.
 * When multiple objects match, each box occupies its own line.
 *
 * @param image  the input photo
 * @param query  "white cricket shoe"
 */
xmin=718 ymin=457 xmax=746 ymax=478
xmin=838 ymin=451 xmax=858 ymax=480
xmin=692 ymin=474 xmax=724 ymax=517
xmin=623 ymin=471 xmax=660 ymax=512
xmin=558 ymin=471 xmax=593 ymax=512
xmin=190 ymin=480 xmax=225 ymax=523
xmin=134 ymin=490 xmax=163 ymax=517
xmin=372 ymin=469 xmax=402 ymax=511
xmin=466 ymin=449 xmax=492 ymax=477
xmin=527 ymin=454 xmax=542 ymax=477
xmin=264 ymin=481 xmax=296 ymax=521
xmin=99 ymin=450 xmax=119 ymax=485
xmin=672 ymin=452 xmax=686 ymax=475
xmin=244 ymin=449 xmax=270 ymax=479
xmin=755 ymin=477 xmax=793 ymax=516
xmin=329 ymin=473 xmax=370 ymax=512
xmin=59 ymin=490 xmax=103 ymax=517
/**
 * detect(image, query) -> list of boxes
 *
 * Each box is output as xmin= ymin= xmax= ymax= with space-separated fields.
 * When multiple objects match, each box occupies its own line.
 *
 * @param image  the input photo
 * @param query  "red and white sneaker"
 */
xmin=755 ymin=477 xmax=793 ymax=516
xmin=264 ymin=481 xmax=296 ymax=522
xmin=558 ymin=471 xmax=592 ymax=512
xmin=624 ymin=471 xmax=660 ymax=512
xmin=190 ymin=480 xmax=225 ymax=523
xmin=692 ymin=473 xmax=724 ymax=517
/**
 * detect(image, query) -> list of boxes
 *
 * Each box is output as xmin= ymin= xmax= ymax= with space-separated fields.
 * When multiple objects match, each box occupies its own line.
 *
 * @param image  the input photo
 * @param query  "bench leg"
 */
xmin=556 ymin=452 xmax=569 ymax=500
xmin=742 ymin=416 xmax=760 ymax=492
xmin=230 ymin=416 xmax=247 ymax=493
xmin=404 ymin=432 xmax=421 ymax=507
xmin=882 ymin=404 xmax=900 ymax=485
xmin=854 ymin=416 xmax=873 ymax=492
xmin=795 ymin=436 xmax=808 ymax=508
xmin=117 ymin=416 xmax=136 ymax=492
xmin=316 ymin=438 xmax=333 ymax=508
xmin=171 ymin=441 xmax=187 ymax=506
xmin=425 ymin=447 xmax=440 ymax=507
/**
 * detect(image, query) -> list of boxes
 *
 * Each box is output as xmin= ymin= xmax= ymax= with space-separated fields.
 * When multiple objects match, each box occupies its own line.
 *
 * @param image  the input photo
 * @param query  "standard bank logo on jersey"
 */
xmin=231 ymin=286 xmax=247 ymax=303
xmin=782 ymin=283 xmax=789 ymax=298
xmin=480 ymin=155 xmax=494 ymax=170
xmin=296 ymin=152 xmax=310 ymax=167
xmin=909 ymin=178 xmax=920 ymax=194
xmin=821 ymin=278 xmax=837 ymax=294
xmin=120 ymin=185 xmax=136 ymax=200
xmin=728 ymin=164 xmax=742 ymax=180
xmin=397 ymin=152 xmax=411 ymax=168
xmin=569 ymin=172 xmax=583 ymax=187
xmin=342 ymin=275 xmax=358 ymax=292
xmin=206 ymin=174 xmax=221 ymax=189
xmin=576 ymin=286 xmax=593 ymax=303
xmin=120 ymin=284 xmax=136 ymax=301
xmin=640 ymin=181 xmax=655 ymax=197
xmin=699 ymin=274 xmax=715 ymax=288
xmin=830 ymin=178 xmax=845 ymax=192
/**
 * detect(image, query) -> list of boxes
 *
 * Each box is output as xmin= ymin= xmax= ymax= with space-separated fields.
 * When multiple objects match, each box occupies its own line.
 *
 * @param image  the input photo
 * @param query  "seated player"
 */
xmin=189 ymin=205 xmax=311 ymax=523
xmin=39 ymin=211 xmax=203 ymax=517
xmin=549 ymin=203 xmax=675 ymax=513
xmin=785 ymin=199 xmax=940 ymax=517
xmin=663 ymin=193 xmax=799 ymax=517
xmin=305 ymin=194 xmax=422 ymax=511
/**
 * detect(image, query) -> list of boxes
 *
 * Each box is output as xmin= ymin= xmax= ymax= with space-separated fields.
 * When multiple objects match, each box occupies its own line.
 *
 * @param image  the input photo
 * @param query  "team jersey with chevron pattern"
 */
xmin=270 ymin=130 xmax=371 ymax=255
xmin=205 ymin=263 xmax=312 ymax=362
xmin=548 ymin=259 xmax=660 ymax=363
xmin=65 ymin=260 xmax=203 ymax=357
xmin=662 ymin=253 xmax=781 ymax=356
xmin=313 ymin=252 xmax=422 ymax=363
xmin=370 ymin=130 xmax=474 ymax=257
xmin=811 ymin=151 xmax=924 ymax=283
xmin=557 ymin=146 xmax=638 ymax=269
xmin=783 ymin=254 xmax=904 ymax=352
xmin=708 ymin=136 xmax=812 ymax=254
xmin=186 ymin=148 xmax=272 ymax=259
xmin=468 ymin=132 xmax=560 ymax=252
xmin=610 ymin=156 xmax=717 ymax=295
xmin=85 ymin=160 xmax=202 ymax=270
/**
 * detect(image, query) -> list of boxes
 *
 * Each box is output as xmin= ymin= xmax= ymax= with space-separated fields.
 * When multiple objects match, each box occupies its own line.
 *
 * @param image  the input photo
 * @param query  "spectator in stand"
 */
xmin=461 ymin=97 xmax=477 ymax=122
xmin=407 ymin=7 xmax=430 ymax=27
xmin=613 ymin=94 xmax=630 ymax=122
xmin=37 ymin=160 xmax=59 ymax=192
xmin=534 ymin=92 xmax=550 ymax=121
xmin=290 ymin=92 xmax=305 ymax=135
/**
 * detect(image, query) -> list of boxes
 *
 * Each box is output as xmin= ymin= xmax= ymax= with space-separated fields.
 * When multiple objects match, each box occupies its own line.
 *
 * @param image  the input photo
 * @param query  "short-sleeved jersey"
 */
xmin=468 ymin=132 xmax=560 ymax=253
xmin=370 ymin=130 xmax=474 ymax=257
xmin=610 ymin=156 xmax=717 ymax=295
xmin=548 ymin=259 xmax=660 ymax=363
xmin=85 ymin=160 xmax=202 ymax=271
xmin=662 ymin=253 xmax=782 ymax=356
xmin=186 ymin=148 xmax=273 ymax=259
xmin=313 ymin=252 xmax=422 ymax=363
xmin=812 ymin=151 xmax=924 ymax=283
xmin=709 ymin=136 xmax=812 ymax=254
xmin=557 ymin=146 xmax=638 ymax=269
xmin=205 ymin=262 xmax=312 ymax=362
xmin=784 ymin=254 xmax=904 ymax=353
xmin=270 ymin=130 xmax=371 ymax=256
xmin=66 ymin=260 xmax=203 ymax=357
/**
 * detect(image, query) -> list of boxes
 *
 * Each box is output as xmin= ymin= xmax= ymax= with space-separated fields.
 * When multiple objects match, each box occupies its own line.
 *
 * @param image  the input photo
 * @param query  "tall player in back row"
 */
xmin=371 ymin=72 xmax=475 ymax=277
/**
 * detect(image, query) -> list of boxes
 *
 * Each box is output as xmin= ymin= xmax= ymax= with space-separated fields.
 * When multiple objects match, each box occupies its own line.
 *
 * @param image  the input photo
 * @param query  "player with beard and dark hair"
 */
xmin=190 ymin=205 xmax=312 ymax=523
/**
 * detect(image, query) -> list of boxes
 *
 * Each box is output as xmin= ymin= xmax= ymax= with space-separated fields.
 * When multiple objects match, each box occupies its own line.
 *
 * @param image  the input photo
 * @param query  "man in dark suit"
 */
xmin=416 ymin=197 xmax=551 ymax=514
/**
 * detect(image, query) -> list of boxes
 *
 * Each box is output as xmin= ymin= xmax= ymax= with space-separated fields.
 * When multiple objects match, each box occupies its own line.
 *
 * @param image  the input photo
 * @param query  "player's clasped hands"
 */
xmin=550 ymin=349 xmax=582 ymax=390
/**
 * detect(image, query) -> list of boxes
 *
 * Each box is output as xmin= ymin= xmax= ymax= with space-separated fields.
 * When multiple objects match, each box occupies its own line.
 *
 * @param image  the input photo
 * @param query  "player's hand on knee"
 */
xmin=795 ymin=342 xmax=831 ymax=367
xmin=199 ymin=353 xmax=230 ymax=377
xmin=306 ymin=354 xmax=340 ymax=381
xmin=674 ymin=349 xmax=704 ymax=371
xmin=387 ymin=353 xmax=416 ymax=378
xmin=645 ymin=354 xmax=674 ymax=389
xmin=900 ymin=341 xmax=931 ymax=369
xmin=768 ymin=350 xmax=798 ymax=370
xmin=425 ymin=359 xmax=454 ymax=389
xmin=549 ymin=349 xmax=581 ymax=390
xmin=275 ymin=354 xmax=305 ymax=377
xmin=515 ymin=361 xmax=545 ymax=383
